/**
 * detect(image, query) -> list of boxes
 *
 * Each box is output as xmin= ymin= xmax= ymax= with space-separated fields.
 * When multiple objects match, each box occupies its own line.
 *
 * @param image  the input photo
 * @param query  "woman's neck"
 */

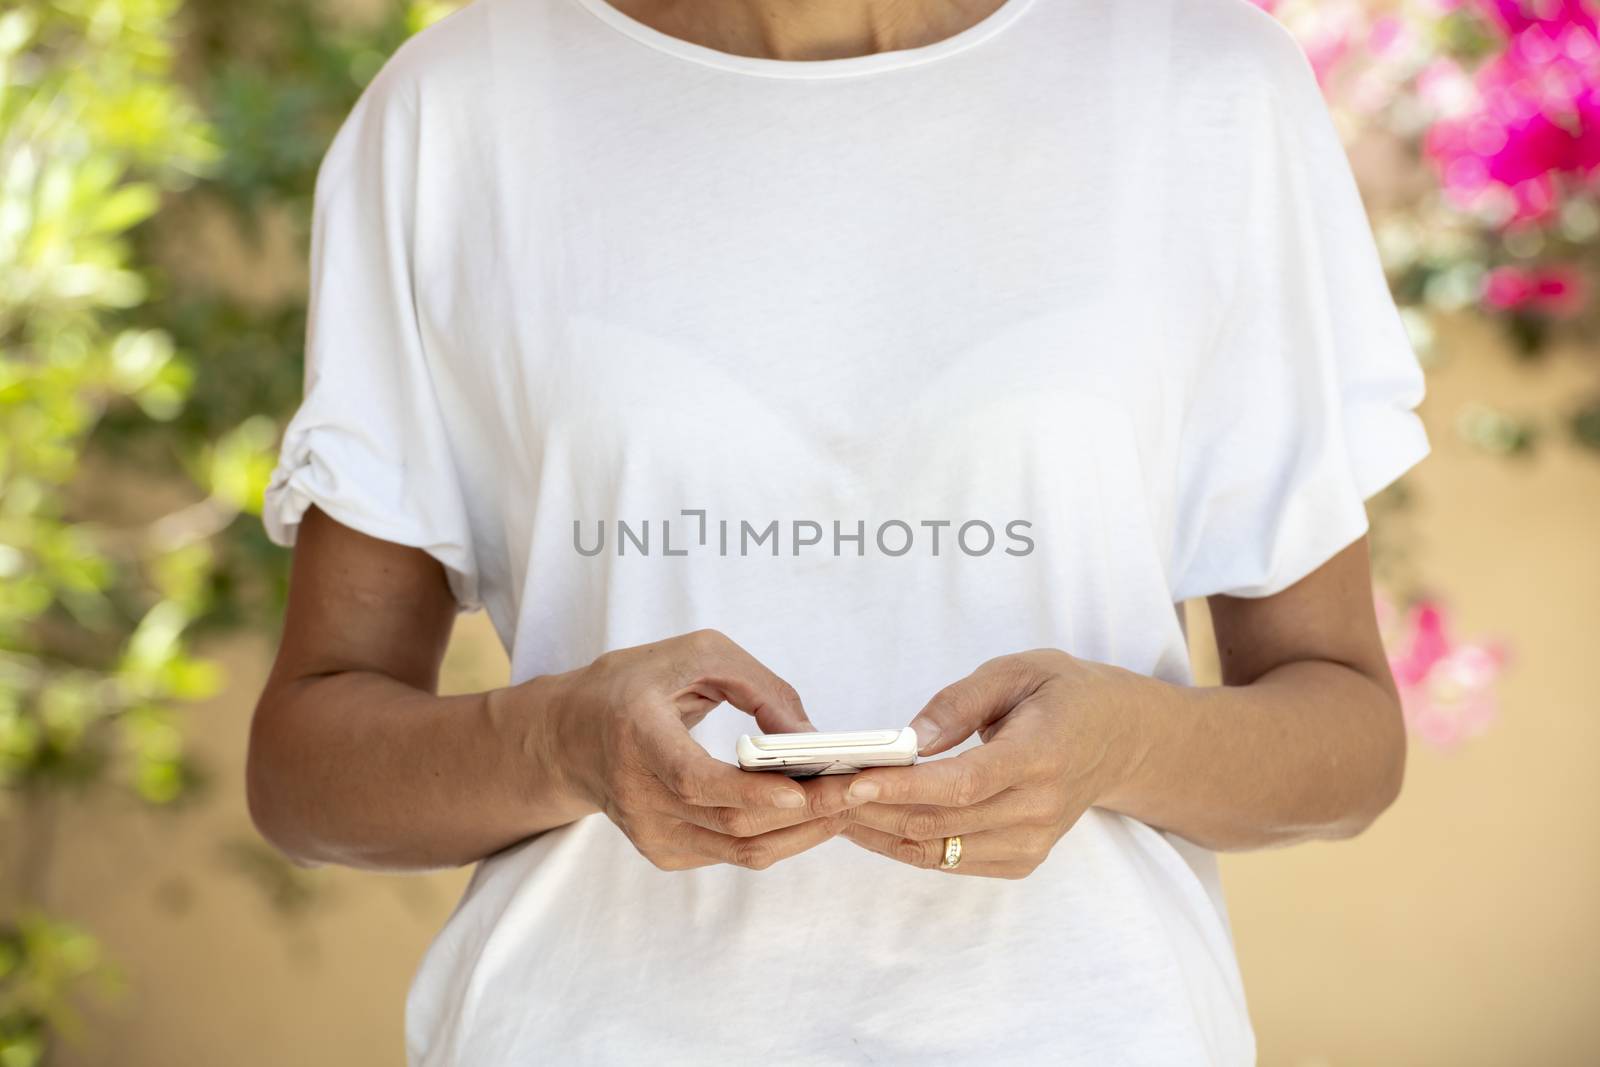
xmin=601 ymin=0 xmax=1011 ymax=62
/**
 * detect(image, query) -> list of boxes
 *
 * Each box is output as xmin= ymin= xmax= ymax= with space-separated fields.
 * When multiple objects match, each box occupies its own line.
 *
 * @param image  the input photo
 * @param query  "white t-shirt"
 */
xmin=262 ymin=0 xmax=1430 ymax=1062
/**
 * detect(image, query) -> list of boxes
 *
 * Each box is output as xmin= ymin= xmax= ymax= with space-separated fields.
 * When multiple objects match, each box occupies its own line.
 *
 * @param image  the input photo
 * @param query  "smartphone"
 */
xmin=735 ymin=727 xmax=919 ymax=778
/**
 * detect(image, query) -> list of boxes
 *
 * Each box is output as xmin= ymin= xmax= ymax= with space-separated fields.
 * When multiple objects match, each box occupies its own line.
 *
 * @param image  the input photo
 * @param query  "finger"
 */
xmin=795 ymin=768 xmax=893 ymax=812
xmin=673 ymin=812 xmax=850 ymax=870
xmin=842 ymin=787 xmax=1036 ymax=840
xmin=839 ymin=824 xmax=1042 ymax=870
xmin=657 ymin=775 xmax=875 ymax=837
xmin=843 ymin=739 xmax=1029 ymax=808
xmin=907 ymin=655 xmax=1047 ymax=756
xmin=631 ymin=846 xmax=714 ymax=872
xmin=637 ymin=716 xmax=811 ymax=810
xmin=674 ymin=629 xmax=813 ymax=734
xmin=923 ymin=859 xmax=1034 ymax=879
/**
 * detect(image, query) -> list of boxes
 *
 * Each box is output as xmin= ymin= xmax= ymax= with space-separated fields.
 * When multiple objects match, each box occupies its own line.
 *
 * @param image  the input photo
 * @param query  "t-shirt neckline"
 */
xmin=570 ymin=0 xmax=1038 ymax=80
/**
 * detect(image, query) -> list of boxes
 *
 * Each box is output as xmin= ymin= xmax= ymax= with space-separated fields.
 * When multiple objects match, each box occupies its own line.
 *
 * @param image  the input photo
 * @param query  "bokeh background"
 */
xmin=2 ymin=0 xmax=1597 ymax=1063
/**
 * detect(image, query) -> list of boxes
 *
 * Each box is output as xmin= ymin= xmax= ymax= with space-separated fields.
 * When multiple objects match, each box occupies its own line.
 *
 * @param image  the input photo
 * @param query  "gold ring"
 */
xmin=939 ymin=835 xmax=962 ymax=870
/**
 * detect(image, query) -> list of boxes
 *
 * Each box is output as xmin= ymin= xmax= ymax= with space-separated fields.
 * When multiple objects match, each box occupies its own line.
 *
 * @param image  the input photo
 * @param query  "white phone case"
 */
xmin=735 ymin=727 xmax=919 ymax=777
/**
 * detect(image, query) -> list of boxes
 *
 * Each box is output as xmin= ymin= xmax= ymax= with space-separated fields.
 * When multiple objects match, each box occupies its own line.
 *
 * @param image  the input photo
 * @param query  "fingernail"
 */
xmin=847 ymin=779 xmax=880 ymax=803
xmin=772 ymin=788 xmax=806 ymax=808
xmin=913 ymin=721 xmax=941 ymax=752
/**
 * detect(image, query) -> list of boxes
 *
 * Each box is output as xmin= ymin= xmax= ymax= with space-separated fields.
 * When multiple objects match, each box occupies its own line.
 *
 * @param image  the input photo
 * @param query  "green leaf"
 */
xmin=89 ymin=183 xmax=161 ymax=235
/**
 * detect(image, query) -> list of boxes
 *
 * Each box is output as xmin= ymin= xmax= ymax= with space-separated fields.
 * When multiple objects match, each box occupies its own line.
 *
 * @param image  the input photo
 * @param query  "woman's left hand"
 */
xmin=838 ymin=649 xmax=1154 ymax=879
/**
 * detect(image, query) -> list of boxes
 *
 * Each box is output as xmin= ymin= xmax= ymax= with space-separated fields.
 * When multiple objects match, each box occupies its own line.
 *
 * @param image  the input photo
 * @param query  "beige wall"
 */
xmin=1218 ymin=316 xmax=1600 ymax=1065
xmin=40 ymin=314 xmax=1600 ymax=1066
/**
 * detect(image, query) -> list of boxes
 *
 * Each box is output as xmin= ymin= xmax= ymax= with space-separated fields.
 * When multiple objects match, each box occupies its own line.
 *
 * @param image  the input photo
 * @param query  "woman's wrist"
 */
xmin=1066 ymin=656 xmax=1171 ymax=815
xmin=497 ymin=669 xmax=603 ymax=831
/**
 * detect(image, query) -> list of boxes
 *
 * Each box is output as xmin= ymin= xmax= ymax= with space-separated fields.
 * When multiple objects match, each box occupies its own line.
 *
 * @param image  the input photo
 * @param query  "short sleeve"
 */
xmin=262 ymin=62 xmax=481 ymax=612
xmin=1167 ymin=23 xmax=1431 ymax=603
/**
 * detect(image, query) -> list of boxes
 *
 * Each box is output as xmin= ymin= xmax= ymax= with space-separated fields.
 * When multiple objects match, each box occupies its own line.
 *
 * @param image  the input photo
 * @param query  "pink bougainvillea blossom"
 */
xmin=1423 ymin=9 xmax=1600 ymax=224
xmin=1482 ymin=262 xmax=1589 ymax=313
xmin=1376 ymin=592 xmax=1509 ymax=750
xmin=1475 ymin=0 xmax=1598 ymax=36
xmin=1254 ymin=0 xmax=1598 ymax=318
xmin=1368 ymin=13 xmax=1412 ymax=58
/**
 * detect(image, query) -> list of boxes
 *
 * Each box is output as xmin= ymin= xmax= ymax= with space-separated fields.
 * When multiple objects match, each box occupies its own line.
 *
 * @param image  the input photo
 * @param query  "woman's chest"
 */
xmin=423 ymin=248 xmax=1199 ymax=609
xmin=414 ymin=106 xmax=1214 ymax=607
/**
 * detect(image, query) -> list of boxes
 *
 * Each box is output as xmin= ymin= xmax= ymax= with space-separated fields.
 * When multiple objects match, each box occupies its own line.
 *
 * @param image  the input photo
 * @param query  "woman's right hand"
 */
xmin=540 ymin=628 xmax=867 ymax=871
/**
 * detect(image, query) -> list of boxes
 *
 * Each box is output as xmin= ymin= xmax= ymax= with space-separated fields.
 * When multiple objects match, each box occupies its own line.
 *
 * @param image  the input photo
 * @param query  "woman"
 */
xmin=248 ymin=0 xmax=1430 ymax=1062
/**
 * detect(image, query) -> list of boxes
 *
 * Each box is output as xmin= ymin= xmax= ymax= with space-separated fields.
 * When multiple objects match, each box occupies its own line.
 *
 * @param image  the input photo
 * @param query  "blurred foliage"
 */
xmin=0 ymin=0 xmax=455 ymax=1062
xmin=1 ymin=0 xmax=218 ymax=814
xmin=0 ymin=913 xmax=121 ymax=1065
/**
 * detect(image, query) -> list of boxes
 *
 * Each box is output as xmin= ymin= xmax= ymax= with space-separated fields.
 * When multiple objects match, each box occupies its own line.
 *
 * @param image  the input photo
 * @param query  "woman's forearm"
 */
xmin=1096 ymin=658 xmax=1407 ymax=851
xmin=246 ymin=670 xmax=597 ymax=871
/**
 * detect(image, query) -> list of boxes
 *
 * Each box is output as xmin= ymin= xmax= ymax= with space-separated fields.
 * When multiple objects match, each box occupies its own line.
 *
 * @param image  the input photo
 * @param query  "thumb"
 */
xmin=909 ymin=656 xmax=1043 ymax=756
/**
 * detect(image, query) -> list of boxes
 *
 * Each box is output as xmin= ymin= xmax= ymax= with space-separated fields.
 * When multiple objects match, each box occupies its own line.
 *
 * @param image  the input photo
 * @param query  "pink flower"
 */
xmin=1475 ymin=0 xmax=1598 ymax=37
xmin=1483 ymin=264 xmax=1537 ymax=308
xmin=1305 ymin=29 xmax=1355 ymax=87
xmin=1377 ymin=593 xmax=1509 ymax=751
xmin=1369 ymin=14 xmax=1411 ymax=59
xmin=1423 ymin=9 xmax=1600 ymax=224
xmin=1529 ymin=262 xmax=1588 ymax=312
xmin=1481 ymin=263 xmax=1588 ymax=313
